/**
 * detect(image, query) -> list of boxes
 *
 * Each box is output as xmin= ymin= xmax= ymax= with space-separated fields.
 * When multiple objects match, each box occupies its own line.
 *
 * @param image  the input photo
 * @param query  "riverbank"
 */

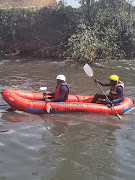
xmin=0 ymin=0 xmax=135 ymax=62
xmin=0 ymin=6 xmax=79 ymax=58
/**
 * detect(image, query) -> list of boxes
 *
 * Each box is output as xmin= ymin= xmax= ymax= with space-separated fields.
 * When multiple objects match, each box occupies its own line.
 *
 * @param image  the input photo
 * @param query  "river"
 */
xmin=0 ymin=57 xmax=135 ymax=180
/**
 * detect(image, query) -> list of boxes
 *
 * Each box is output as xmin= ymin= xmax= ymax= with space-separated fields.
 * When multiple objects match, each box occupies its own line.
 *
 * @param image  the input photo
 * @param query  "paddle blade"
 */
xmin=118 ymin=114 xmax=123 ymax=120
xmin=40 ymin=87 xmax=47 ymax=91
xmin=46 ymin=103 xmax=51 ymax=113
xmin=83 ymin=64 xmax=93 ymax=77
xmin=115 ymin=111 xmax=122 ymax=120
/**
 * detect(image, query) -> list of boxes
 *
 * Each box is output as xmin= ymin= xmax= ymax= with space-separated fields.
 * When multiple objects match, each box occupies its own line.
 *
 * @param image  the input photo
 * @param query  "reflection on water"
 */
xmin=0 ymin=58 xmax=135 ymax=180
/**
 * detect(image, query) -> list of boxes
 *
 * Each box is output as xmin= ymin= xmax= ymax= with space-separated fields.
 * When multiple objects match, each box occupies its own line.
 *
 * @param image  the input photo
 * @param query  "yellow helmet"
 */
xmin=109 ymin=75 xmax=119 ymax=82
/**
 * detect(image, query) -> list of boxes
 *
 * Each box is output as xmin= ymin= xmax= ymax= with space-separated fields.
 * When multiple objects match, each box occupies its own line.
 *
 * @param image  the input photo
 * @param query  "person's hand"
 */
xmin=43 ymin=92 xmax=47 ymax=96
xmin=94 ymin=78 xmax=99 ymax=83
xmin=110 ymin=100 xmax=115 ymax=105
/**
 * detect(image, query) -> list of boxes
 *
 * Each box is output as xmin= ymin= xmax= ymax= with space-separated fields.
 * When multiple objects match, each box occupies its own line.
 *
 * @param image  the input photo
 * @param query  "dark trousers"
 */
xmin=91 ymin=93 xmax=113 ymax=104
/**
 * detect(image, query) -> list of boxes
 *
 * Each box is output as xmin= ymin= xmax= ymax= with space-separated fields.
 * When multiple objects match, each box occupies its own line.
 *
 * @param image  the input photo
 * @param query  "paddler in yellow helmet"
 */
xmin=91 ymin=75 xmax=124 ymax=105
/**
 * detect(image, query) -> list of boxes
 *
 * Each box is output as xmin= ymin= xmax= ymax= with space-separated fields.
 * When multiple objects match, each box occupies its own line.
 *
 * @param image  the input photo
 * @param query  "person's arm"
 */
xmin=98 ymin=82 xmax=111 ymax=86
xmin=43 ymin=92 xmax=55 ymax=100
xmin=50 ymin=86 xmax=67 ymax=102
xmin=114 ymin=86 xmax=124 ymax=103
xmin=94 ymin=79 xmax=111 ymax=86
xmin=48 ymin=92 xmax=55 ymax=96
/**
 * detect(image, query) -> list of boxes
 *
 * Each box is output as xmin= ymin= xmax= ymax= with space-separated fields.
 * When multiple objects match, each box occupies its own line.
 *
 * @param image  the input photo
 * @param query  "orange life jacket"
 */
xmin=55 ymin=83 xmax=69 ymax=101
xmin=109 ymin=81 xmax=124 ymax=99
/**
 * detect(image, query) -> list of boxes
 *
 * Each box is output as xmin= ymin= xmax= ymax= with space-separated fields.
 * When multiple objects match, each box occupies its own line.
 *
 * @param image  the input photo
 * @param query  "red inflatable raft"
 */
xmin=2 ymin=89 xmax=134 ymax=115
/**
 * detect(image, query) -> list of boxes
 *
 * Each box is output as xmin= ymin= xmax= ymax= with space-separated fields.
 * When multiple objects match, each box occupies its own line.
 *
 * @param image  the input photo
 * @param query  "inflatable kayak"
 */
xmin=2 ymin=89 xmax=134 ymax=115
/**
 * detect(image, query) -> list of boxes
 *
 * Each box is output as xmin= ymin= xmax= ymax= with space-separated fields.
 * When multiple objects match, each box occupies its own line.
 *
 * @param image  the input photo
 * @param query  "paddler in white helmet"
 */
xmin=91 ymin=75 xmax=124 ymax=105
xmin=45 ymin=74 xmax=69 ymax=102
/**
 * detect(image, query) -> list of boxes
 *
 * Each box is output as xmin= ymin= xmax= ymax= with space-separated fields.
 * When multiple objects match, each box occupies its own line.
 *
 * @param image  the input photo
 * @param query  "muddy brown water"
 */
xmin=0 ymin=57 xmax=135 ymax=180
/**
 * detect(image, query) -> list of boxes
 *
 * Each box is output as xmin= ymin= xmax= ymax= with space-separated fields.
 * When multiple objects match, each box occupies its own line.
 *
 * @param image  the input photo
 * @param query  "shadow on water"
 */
xmin=0 ymin=106 xmax=135 ymax=179
xmin=0 ymin=109 xmax=123 ymax=179
xmin=1 ymin=108 xmax=127 ymax=127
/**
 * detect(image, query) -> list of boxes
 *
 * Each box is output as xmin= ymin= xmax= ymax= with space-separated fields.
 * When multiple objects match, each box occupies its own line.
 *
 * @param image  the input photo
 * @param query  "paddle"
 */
xmin=40 ymin=87 xmax=51 ymax=113
xmin=83 ymin=64 xmax=122 ymax=120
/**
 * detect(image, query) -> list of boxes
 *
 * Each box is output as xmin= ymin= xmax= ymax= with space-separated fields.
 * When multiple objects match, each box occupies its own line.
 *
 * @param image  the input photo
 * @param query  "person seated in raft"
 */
xmin=91 ymin=75 xmax=124 ymax=105
xmin=44 ymin=74 xmax=69 ymax=102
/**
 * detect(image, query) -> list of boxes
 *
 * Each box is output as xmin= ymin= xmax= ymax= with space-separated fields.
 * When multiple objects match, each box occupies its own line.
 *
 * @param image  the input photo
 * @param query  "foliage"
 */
xmin=0 ymin=6 xmax=79 ymax=57
xmin=0 ymin=0 xmax=135 ymax=62
xmin=64 ymin=24 xmax=100 ymax=62
xmin=64 ymin=0 xmax=135 ymax=62
xmin=93 ymin=0 xmax=135 ymax=59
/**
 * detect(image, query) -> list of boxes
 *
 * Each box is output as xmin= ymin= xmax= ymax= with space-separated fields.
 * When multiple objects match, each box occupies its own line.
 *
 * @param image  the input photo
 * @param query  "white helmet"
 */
xmin=56 ymin=74 xmax=66 ymax=82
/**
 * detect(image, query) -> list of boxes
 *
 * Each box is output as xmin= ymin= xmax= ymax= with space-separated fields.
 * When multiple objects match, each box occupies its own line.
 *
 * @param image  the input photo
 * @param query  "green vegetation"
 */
xmin=0 ymin=7 xmax=79 ymax=57
xmin=0 ymin=0 xmax=135 ymax=62
xmin=67 ymin=0 xmax=135 ymax=62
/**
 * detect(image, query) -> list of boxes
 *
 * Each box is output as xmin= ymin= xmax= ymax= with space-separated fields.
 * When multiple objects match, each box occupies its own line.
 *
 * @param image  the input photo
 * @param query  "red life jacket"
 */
xmin=55 ymin=83 xmax=69 ymax=101
xmin=109 ymin=81 xmax=124 ymax=99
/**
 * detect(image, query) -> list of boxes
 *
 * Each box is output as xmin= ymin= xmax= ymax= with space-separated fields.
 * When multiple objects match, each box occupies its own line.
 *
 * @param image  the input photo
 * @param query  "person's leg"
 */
xmin=35 ymin=98 xmax=45 ymax=101
xmin=91 ymin=93 xmax=106 ymax=103
xmin=101 ymin=95 xmax=113 ymax=105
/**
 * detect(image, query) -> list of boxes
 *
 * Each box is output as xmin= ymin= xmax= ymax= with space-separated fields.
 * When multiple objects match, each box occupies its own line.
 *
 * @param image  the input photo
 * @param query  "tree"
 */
xmin=79 ymin=0 xmax=96 ymax=21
